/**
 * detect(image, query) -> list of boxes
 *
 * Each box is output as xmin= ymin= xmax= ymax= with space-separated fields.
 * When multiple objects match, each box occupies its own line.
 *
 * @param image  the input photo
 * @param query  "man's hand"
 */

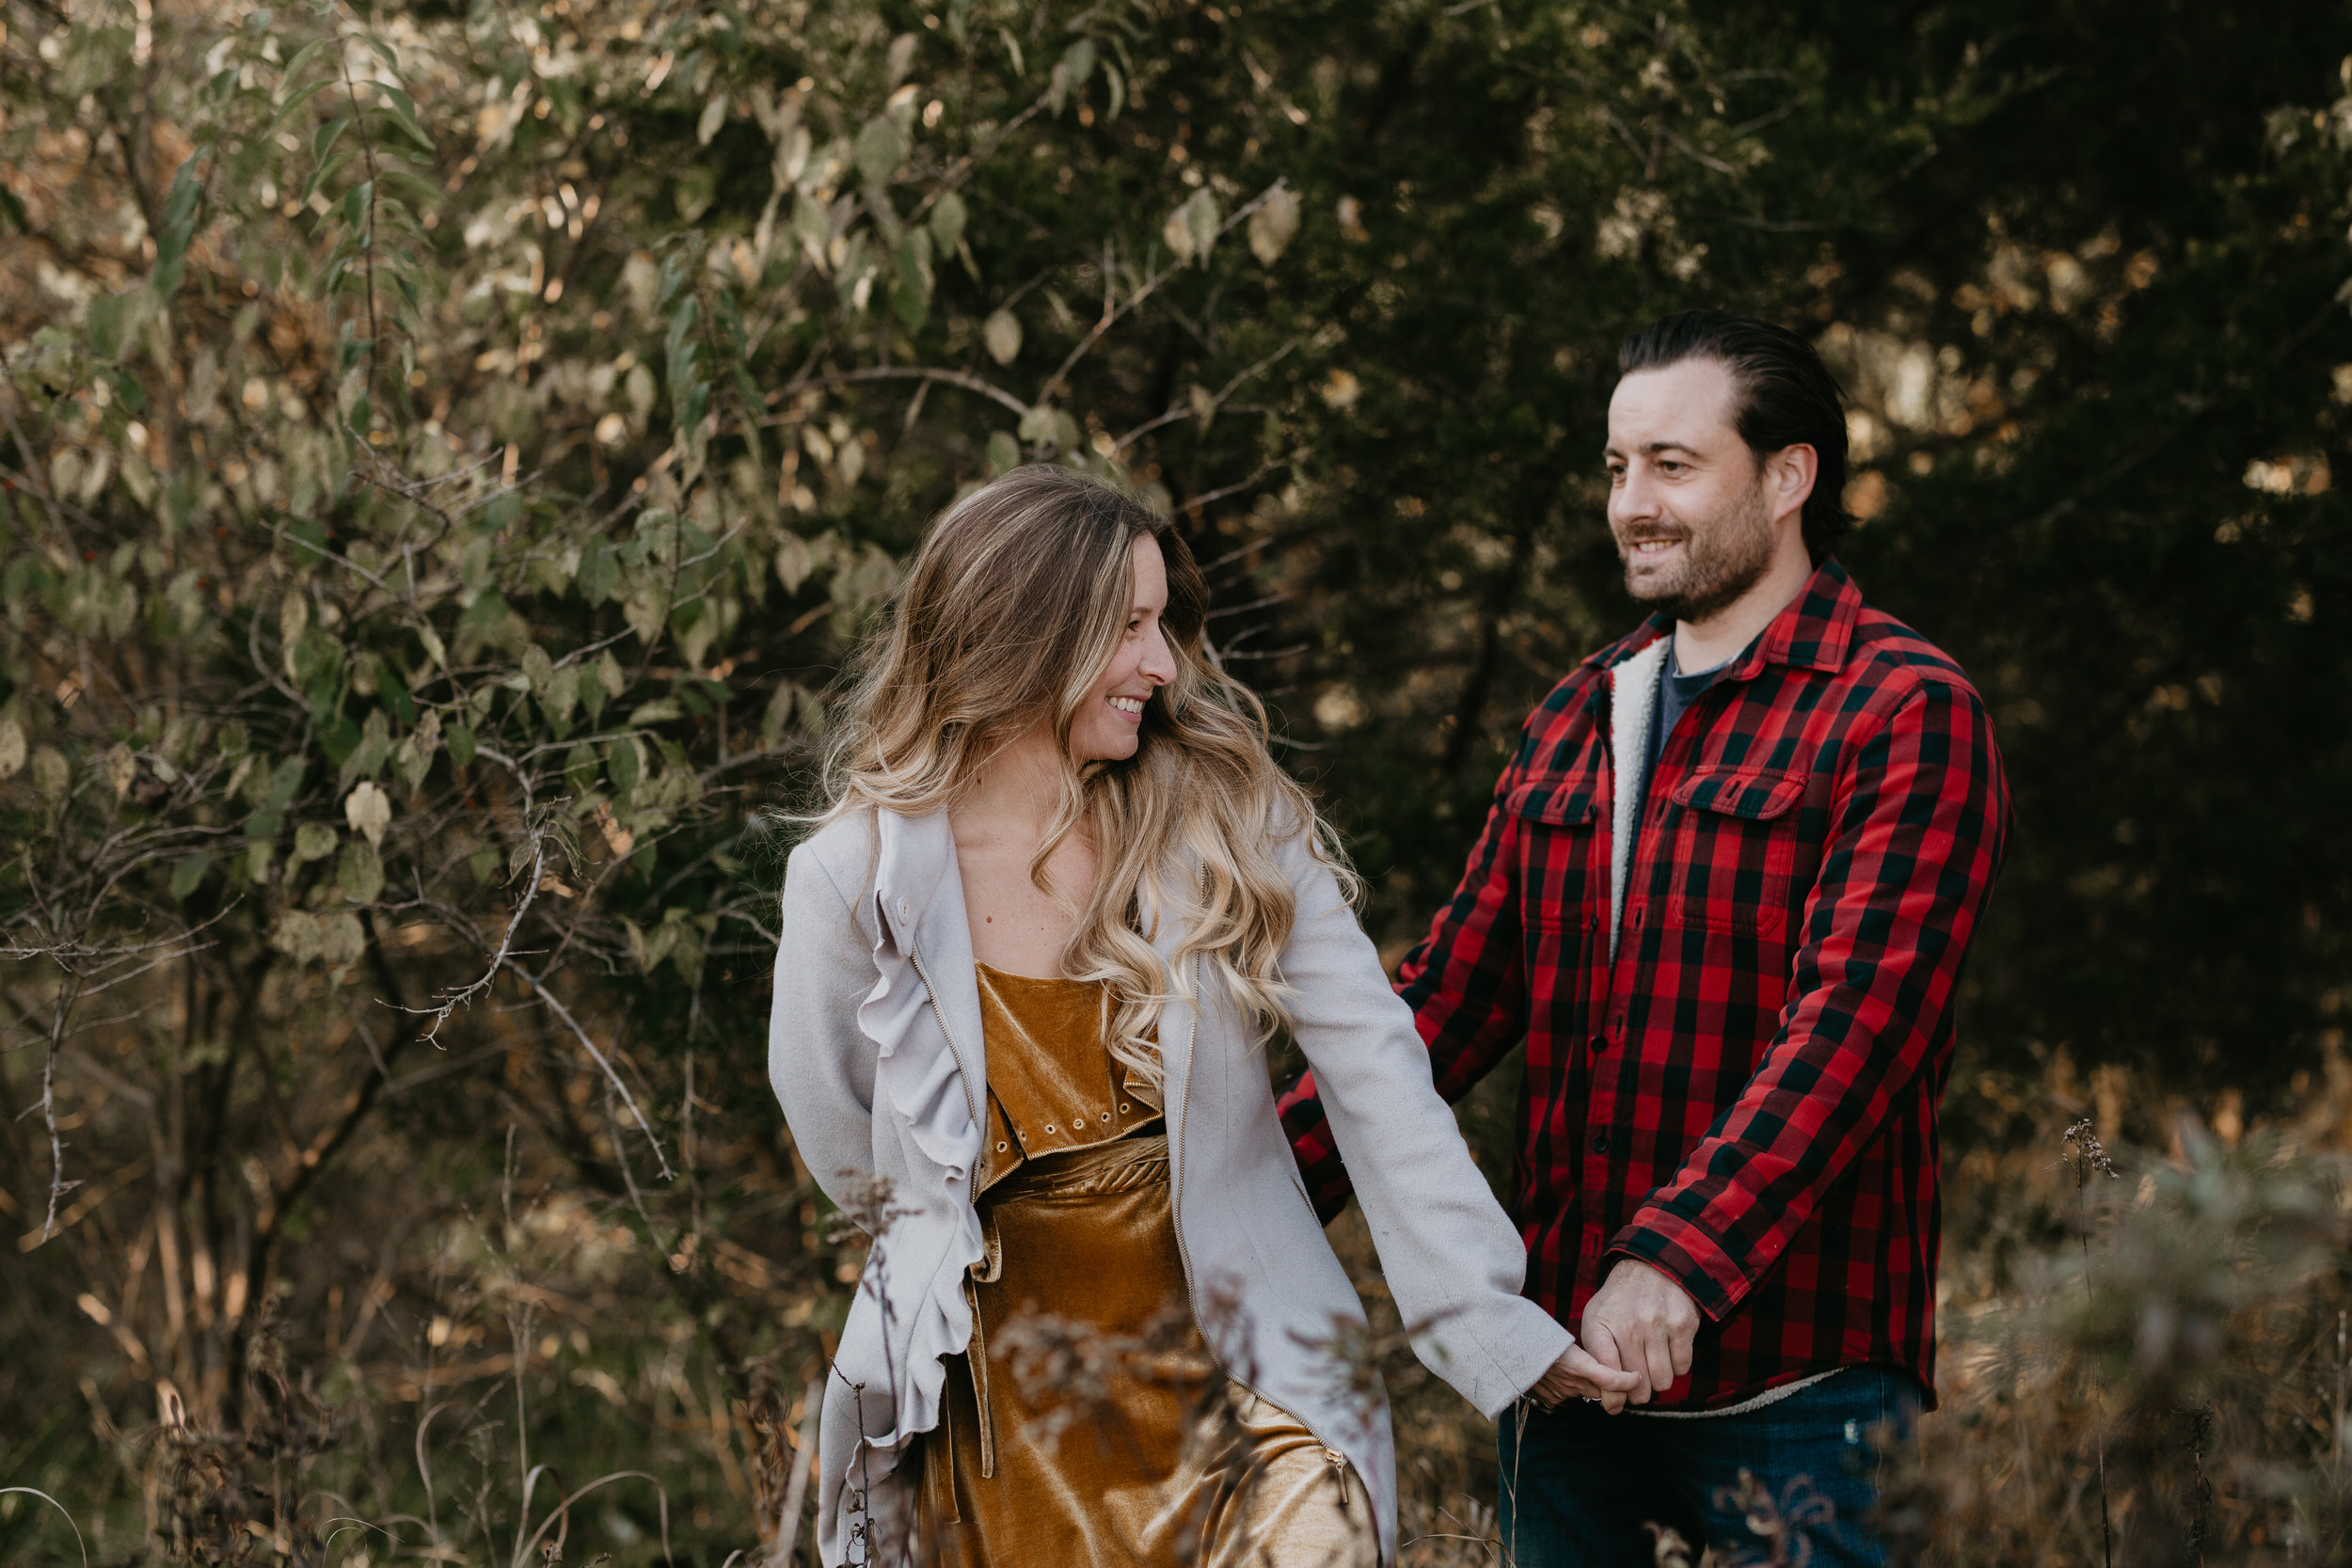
xmin=1579 ymin=1259 xmax=1701 ymax=1405
xmin=1528 ymin=1340 xmax=1644 ymax=1413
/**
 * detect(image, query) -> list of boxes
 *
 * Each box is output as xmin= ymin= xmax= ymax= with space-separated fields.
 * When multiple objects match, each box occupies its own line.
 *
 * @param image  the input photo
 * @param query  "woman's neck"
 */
xmin=952 ymin=724 xmax=1066 ymax=847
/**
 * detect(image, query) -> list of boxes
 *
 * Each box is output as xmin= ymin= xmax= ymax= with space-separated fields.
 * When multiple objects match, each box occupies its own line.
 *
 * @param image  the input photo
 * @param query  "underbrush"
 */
xmin=6 ymin=1054 xmax=2350 ymax=1566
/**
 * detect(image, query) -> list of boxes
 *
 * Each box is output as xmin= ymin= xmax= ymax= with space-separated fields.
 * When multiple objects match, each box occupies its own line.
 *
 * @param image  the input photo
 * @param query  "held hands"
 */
xmin=1528 ymin=1340 xmax=1643 ymax=1410
xmin=1577 ymin=1259 xmax=1701 ymax=1410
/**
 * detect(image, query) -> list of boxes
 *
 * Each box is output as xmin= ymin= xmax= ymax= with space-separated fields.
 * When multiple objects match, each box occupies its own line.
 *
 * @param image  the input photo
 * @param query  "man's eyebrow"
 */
xmin=1601 ymin=438 xmax=1705 ymax=459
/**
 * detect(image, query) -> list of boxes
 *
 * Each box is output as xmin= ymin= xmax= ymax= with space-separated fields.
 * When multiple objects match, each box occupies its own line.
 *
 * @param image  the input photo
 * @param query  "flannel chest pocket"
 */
xmin=1507 ymin=776 xmax=1599 ymax=933
xmin=1666 ymin=768 xmax=1804 ymax=936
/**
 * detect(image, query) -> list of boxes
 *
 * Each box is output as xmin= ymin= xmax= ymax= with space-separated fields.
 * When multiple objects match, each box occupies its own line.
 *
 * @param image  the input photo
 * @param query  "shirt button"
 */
xmin=896 ymin=897 xmax=911 ymax=919
xmin=1591 ymin=1131 xmax=1610 ymax=1154
xmin=1588 ymin=1034 xmax=1608 ymax=1053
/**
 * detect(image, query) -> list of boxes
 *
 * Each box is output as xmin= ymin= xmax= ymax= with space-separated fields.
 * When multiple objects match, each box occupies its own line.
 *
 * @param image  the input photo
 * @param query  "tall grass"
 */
xmin=6 ymin=1052 xmax=2348 ymax=1565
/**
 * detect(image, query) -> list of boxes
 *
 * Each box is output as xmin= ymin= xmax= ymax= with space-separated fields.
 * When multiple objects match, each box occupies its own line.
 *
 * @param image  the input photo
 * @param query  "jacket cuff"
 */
xmin=1461 ymin=1300 xmax=1577 ymax=1419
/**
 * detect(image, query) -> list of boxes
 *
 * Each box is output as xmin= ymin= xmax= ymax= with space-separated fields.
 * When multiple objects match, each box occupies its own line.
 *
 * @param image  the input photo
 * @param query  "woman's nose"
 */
xmin=1142 ymin=626 xmax=1177 ymax=684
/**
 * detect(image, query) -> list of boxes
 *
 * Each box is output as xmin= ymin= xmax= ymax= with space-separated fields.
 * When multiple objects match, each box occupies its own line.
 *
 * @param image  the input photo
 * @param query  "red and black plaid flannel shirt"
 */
xmin=1279 ymin=560 xmax=2009 ymax=1410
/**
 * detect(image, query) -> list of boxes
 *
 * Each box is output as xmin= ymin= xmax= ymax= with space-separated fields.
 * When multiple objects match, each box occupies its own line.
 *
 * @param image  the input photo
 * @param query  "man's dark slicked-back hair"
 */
xmin=1618 ymin=309 xmax=1851 ymax=556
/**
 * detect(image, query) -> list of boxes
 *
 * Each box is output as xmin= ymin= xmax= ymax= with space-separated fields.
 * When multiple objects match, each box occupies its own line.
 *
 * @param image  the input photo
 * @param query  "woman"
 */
xmin=769 ymin=466 xmax=1630 ymax=1567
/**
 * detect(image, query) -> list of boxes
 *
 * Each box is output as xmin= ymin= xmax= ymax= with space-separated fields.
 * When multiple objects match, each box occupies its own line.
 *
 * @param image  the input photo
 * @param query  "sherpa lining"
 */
xmin=1607 ymin=640 xmax=1669 ymax=960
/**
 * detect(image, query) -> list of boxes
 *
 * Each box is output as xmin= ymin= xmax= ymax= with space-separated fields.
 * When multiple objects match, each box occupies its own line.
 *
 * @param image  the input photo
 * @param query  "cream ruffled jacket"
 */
xmin=767 ymin=807 xmax=1571 ymax=1564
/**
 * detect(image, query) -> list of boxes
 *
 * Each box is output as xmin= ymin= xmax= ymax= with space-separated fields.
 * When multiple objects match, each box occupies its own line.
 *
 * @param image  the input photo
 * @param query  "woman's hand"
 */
xmin=1528 ymin=1340 xmax=1645 ymax=1414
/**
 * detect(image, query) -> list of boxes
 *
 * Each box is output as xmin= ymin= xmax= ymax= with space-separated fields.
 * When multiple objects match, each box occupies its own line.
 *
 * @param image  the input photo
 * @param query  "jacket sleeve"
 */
xmin=1269 ymin=825 xmax=1570 ymax=1418
xmin=1278 ymin=747 xmax=1533 ymax=1222
xmin=1609 ymin=677 xmax=2010 ymax=1318
xmin=767 ymin=840 xmax=882 ymax=1222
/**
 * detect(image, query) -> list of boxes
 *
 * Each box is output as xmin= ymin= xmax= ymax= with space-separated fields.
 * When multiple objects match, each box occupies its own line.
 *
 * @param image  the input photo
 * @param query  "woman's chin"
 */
xmin=1072 ymin=730 xmax=1142 ymax=765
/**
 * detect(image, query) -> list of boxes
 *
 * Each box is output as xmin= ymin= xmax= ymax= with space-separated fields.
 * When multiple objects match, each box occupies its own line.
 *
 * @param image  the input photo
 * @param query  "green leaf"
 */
xmin=578 ymin=664 xmax=608 ymax=723
xmin=276 ymin=38 xmax=338 ymax=96
xmin=102 ymin=367 xmax=147 ymax=412
xmin=666 ymin=294 xmax=702 ymax=405
xmin=608 ymin=736 xmax=642 ymax=797
xmin=446 ymin=723 xmax=476 ymax=768
xmin=986 ymin=430 xmax=1021 ymax=475
xmin=153 ymin=157 xmax=205 ymax=294
xmin=929 ymin=190 xmax=967 ymax=251
xmin=267 ymin=78 xmax=334 ymax=135
xmin=312 ymin=116 xmax=352 ymax=164
xmin=338 ymin=839 xmax=385 ymax=904
xmin=579 ymin=537 xmax=620 ymax=604
xmin=373 ymin=86 xmax=435 ymax=152
xmin=675 ymin=166 xmax=717 ymax=224
xmin=263 ymin=757 xmax=307 ymax=811
xmin=86 ymin=289 xmax=143 ymax=359
xmin=854 ymin=116 xmax=905 ymax=185
xmin=300 ymin=150 xmax=356 ymax=206
xmin=169 ymin=850 xmax=212 ymax=900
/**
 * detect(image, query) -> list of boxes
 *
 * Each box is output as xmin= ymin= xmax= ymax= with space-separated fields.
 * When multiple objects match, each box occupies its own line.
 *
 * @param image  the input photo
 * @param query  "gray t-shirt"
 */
xmin=1648 ymin=640 xmax=1727 ymax=786
xmin=1615 ymin=640 xmax=1730 ymax=893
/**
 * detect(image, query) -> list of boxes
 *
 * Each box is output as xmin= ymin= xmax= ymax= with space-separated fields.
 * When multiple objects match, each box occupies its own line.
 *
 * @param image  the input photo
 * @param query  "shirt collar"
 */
xmin=1590 ymin=556 xmax=1861 ymax=681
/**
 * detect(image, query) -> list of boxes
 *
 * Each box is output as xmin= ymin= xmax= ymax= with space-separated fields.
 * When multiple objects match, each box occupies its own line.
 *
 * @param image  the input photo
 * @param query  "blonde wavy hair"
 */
xmin=820 ymin=464 xmax=1352 ymax=1087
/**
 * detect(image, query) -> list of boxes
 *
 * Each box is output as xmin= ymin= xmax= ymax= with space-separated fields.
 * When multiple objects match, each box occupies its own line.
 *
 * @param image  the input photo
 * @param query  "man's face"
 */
xmin=1604 ymin=358 xmax=1776 ymax=625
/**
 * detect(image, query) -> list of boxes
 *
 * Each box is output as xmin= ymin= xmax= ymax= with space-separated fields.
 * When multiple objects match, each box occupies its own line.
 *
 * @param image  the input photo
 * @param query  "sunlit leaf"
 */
xmin=983 ymin=308 xmax=1023 ymax=365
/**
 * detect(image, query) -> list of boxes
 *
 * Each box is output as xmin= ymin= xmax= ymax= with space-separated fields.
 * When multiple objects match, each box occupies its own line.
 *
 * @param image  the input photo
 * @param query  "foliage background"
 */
xmin=3 ymin=0 xmax=2352 ymax=1562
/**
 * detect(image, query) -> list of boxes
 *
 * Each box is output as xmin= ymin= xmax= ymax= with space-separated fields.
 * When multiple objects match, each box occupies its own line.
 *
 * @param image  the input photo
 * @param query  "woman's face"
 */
xmin=1067 ymin=533 xmax=1177 ymax=764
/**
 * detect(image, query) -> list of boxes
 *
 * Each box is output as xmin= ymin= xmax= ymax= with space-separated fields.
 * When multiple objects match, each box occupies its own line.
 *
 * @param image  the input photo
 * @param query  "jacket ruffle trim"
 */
xmin=817 ymin=872 xmax=985 ymax=1560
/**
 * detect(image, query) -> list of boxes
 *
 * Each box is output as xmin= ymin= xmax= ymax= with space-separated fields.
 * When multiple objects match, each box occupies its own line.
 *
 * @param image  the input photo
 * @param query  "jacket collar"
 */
xmin=1585 ymin=556 xmax=1862 ymax=683
xmin=866 ymin=804 xmax=1200 ymax=1135
xmin=869 ymin=804 xmax=960 ymax=958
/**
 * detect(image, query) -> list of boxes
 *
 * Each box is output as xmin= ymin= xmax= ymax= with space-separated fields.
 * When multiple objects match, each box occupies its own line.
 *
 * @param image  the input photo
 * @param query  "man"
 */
xmin=1279 ymin=310 xmax=2010 ymax=1566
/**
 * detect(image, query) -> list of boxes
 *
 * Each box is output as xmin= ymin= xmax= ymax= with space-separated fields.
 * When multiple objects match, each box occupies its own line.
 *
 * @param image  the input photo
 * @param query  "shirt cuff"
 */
xmin=1606 ymin=1203 xmax=1762 ymax=1323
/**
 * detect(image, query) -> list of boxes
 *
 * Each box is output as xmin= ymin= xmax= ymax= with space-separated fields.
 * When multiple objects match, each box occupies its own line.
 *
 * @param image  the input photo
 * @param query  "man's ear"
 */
xmin=1764 ymin=443 xmax=1818 ymax=528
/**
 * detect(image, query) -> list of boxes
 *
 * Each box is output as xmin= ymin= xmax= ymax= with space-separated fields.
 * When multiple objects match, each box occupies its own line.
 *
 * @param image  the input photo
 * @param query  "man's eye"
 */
xmin=1659 ymin=461 xmax=1685 ymax=474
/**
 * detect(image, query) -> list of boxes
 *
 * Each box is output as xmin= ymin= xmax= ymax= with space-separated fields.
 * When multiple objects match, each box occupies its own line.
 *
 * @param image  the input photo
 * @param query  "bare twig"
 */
xmin=512 ymin=960 xmax=672 ymax=1180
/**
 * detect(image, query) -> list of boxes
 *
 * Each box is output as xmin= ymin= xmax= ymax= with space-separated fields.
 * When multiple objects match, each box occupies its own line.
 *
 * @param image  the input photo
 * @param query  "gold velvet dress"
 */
xmin=918 ymin=964 xmax=1377 ymax=1568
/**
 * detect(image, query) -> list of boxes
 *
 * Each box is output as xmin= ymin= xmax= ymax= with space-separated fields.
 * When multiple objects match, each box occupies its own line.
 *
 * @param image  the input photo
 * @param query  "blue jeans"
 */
xmin=1496 ymin=1367 xmax=1920 ymax=1568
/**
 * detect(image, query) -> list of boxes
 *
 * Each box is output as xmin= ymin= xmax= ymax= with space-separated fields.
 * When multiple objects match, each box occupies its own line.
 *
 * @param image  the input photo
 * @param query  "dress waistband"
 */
xmin=986 ymin=1131 xmax=1169 ymax=1203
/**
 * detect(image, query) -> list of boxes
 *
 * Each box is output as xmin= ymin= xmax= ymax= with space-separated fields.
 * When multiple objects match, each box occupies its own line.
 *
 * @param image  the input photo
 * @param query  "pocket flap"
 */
xmin=1669 ymin=768 xmax=1803 ymax=820
xmin=1507 ymin=776 xmax=1599 ymax=826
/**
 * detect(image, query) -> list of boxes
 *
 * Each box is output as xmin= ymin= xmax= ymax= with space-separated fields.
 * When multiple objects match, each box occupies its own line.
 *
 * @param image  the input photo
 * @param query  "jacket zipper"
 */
xmin=1170 ymin=866 xmax=1206 ymax=1311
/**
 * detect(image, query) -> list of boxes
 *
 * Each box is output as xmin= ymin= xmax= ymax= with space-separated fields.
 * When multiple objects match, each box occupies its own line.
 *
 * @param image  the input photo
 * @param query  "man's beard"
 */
xmin=1616 ymin=480 xmax=1776 ymax=624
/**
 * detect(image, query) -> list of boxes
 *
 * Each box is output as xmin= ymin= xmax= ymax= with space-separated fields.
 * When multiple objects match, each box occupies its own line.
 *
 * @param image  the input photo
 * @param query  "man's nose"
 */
xmin=1611 ymin=468 xmax=1661 ymax=526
